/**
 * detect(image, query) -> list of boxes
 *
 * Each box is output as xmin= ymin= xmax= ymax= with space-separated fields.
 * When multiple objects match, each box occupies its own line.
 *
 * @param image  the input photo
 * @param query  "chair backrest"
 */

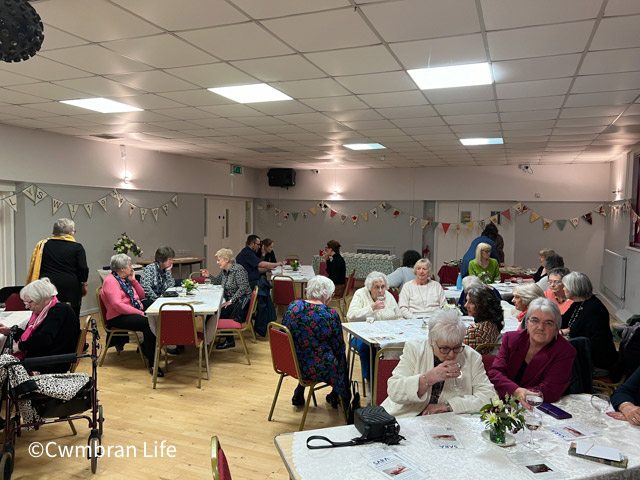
xmin=344 ymin=295 xmax=354 ymax=317
xmin=373 ymin=347 xmax=403 ymax=405
xmin=70 ymin=317 xmax=91 ymax=373
xmin=272 ymin=275 xmax=296 ymax=306
xmin=344 ymin=270 xmax=356 ymax=297
xmin=481 ymin=354 xmax=496 ymax=372
xmin=566 ymin=336 xmax=594 ymax=395
xmin=475 ymin=343 xmax=501 ymax=355
xmin=190 ymin=270 xmax=206 ymax=284
xmin=318 ymin=262 xmax=328 ymax=277
xmin=158 ymin=303 xmax=198 ymax=346
xmin=284 ymin=255 xmax=299 ymax=265
xmin=267 ymin=322 xmax=302 ymax=381
xmin=245 ymin=287 xmax=259 ymax=323
xmin=96 ymin=287 xmax=110 ymax=330
xmin=388 ymin=287 xmax=400 ymax=302
xmin=4 ymin=293 xmax=26 ymax=311
xmin=211 ymin=436 xmax=232 ymax=480
xmin=0 ymin=286 xmax=23 ymax=303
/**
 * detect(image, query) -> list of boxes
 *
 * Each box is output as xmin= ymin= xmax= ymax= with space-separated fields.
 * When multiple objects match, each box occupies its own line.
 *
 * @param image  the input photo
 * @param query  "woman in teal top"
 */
xmin=468 ymin=242 xmax=500 ymax=283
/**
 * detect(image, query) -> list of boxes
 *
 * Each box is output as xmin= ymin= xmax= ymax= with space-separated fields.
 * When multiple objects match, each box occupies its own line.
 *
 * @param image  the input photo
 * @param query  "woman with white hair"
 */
xmin=0 ymin=278 xmax=78 ymax=373
xmin=382 ymin=309 xmax=496 ymax=418
xmin=398 ymin=258 xmax=446 ymax=318
xmin=513 ymin=282 xmax=545 ymax=328
xmin=282 ymin=275 xmax=350 ymax=410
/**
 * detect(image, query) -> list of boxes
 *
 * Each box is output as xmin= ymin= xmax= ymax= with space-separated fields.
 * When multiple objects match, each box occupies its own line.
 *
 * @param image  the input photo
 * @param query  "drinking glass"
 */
xmin=524 ymin=411 xmax=542 ymax=449
xmin=176 ymin=287 xmax=184 ymax=297
xmin=204 ymin=278 xmax=211 ymax=289
xmin=591 ymin=393 xmax=610 ymax=428
xmin=451 ymin=360 xmax=463 ymax=391
xmin=525 ymin=389 xmax=544 ymax=409
xmin=366 ymin=315 xmax=375 ymax=325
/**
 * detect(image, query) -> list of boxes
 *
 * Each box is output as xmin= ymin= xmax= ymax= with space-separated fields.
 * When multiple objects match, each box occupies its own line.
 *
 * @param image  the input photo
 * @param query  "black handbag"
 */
xmin=306 ymin=405 xmax=404 ymax=449
xmin=346 ymin=380 xmax=361 ymax=425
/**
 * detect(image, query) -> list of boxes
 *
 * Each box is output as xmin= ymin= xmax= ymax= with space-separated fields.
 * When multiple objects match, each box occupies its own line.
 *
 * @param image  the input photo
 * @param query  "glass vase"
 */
xmin=489 ymin=426 xmax=506 ymax=445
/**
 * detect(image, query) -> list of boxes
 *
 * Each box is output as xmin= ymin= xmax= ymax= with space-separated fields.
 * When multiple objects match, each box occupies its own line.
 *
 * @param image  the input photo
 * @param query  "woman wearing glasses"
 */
xmin=488 ymin=298 xmax=576 ymax=409
xmin=382 ymin=309 xmax=496 ymax=418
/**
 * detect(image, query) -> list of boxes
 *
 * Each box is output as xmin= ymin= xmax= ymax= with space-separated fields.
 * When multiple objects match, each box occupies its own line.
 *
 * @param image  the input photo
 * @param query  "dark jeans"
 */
xmin=107 ymin=314 xmax=156 ymax=367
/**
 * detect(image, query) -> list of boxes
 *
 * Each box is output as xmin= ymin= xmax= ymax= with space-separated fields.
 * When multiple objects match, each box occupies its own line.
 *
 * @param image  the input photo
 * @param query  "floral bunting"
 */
xmin=330 ymin=209 xmax=337 ymax=219
xmin=309 ymin=207 xmax=317 ymax=215
xmin=171 ymin=195 xmax=178 ymax=208
xmin=129 ymin=204 xmax=136 ymax=216
xmin=467 ymin=221 xmax=475 ymax=231
xmin=543 ymin=218 xmax=553 ymax=230
xmin=22 ymin=184 xmax=36 ymax=202
xmin=583 ymin=212 xmax=592 ymax=225
xmin=421 ymin=219 xmax=429 ymax=229
xmin=68 ymin=203 xmax=79 ymax=219
xmin=283 ymin=211 xmax=290 ymax=220
xmin=570 ymin=217 xmax=580 ymax=228
xmin=530 ymin=212 xmax=541 ymax=223
xmin=556 ymin=219 xmax=566 ymax=231
xmin=34 ymin=187 xmax=47 ymax=205
xmin=351 ymin=215 xmax=358 ymax=225
xmin=379 ymin=202 xmax=387 ymax=211
xmin=370 ymin=208 xmax=378 ymax=218
xmin=340 ymin=214 xmax=347 ymax=224
xmin=595 ymin=204 xmax=606 ymax=216
xmin=84 ymin=203 xmax=93 ymax=218
xmin=490 ymin=214 xmax=499 ymax=225
xmin=318 ymin=201 xmax=328 ymax=212
xmin=478 ymin=219 xmax=486 ymax=231
xmin=274 ymin=208 xmax=281 ymax=217
xmin=301 ymin=211 xmax=308 ymax=220
xmin=98 ymin=197 xmax=108 ymax=212
xmin=392 ymin=209 xmax=401 ymax=217
xmin=162 ymin=204 xmax=169 ymax=215
xmin=441 ymin=223 xmax=451 ymax=234
xmin=409 ymin=215 xmax=418 ymax=226
xmin=432 ymin=221 xmax=439 ymax=230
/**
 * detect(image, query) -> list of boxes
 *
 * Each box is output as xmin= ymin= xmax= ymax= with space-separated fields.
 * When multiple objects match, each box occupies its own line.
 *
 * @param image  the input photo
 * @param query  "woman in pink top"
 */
xmin=543 ymin=267 xmax=573 ymax=315
xmin=100 ymin=253 xmax=161 ymax=377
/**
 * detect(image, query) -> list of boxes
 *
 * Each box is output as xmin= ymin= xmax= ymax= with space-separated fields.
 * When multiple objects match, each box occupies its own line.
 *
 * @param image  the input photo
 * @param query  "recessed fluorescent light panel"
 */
xmin=208 ymin=84 xmax=292 ymax=103
xmin=408 ymin=62 xmax=492 ymax=90
xmin=60 ymin=98 xmax=143 ymax=113
xmin=343 ymin=143 xmax=386 ymax=150
xmin=460 ymin=138 xmax=504 ymax=146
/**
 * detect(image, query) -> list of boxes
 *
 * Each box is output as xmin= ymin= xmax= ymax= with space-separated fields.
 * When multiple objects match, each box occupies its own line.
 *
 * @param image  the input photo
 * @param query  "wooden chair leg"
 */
xmin=99 ymin=332 xmax=114 ymax=367
xmin=268 ymin=374 xmax=285 ymax=421
xmin=300 ymin=385 xmax=315 ymax=431
xmin=152 ymin=344 xmax=161 ymax=389
xmin=197 ymin=344 xmax=203 ymax=389
xmin=238 ymin=332 xmax=251 ymax=365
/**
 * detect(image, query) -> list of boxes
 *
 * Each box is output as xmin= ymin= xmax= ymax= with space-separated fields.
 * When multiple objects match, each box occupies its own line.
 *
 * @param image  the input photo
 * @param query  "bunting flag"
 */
xmin=34 ymin=187 xmax=47 ymax=205
xmin=129 ymin=203 xmax=137 ymax=216
xmin=467 ymin=221 xmax=475 ymax=231
xmin=340 ymin=214 xmax=347 ymax=224
xmin=530 ymin=212 xmax=541 ymax=223
xmin=569 ymin=217 xmax=580 ymax=228
xmin=117 ymin=193 xmax=125 ymax=208
xmin=310 ymin=206 xmax=317 ymax=215
xmin=409 ymin=215 xmax=418 ymax=226
xmin=330 ymin=209 xmax=337 ymax=219
xmin=98 ymin=196 xmax=108 ymax=212
xmin=52 ymin=197 xmax=64 ymax=214
xmin=140 ymin=208 xmax=148 ymax=221
xmin=543 ymin=218 xmax=553 ymax=230
xmin=623 ymin=200 xmax=631 ymax=212
xmin=361 ymin=212 xmax=368 ymax=222
xmin=441 ymin=223 xmax=451 ymax=234
xmin=501 ymin=209 xmax=511 ymax=221
xmin=556 ymin=219 xmax=567 ymax=231
xmin=351 ymin=215 xmax=358 ymax=225
xmin=83 ymin=203 xmax=93 ymax=218
xmin=370 ymin=208 xmax=378 ymax=218
xmin=490 ymin=215 xmax=499 ymax=225
xmin=582 ymin=212 xmax=592 ymax=225
xmin=274 ymin=208 xmax=281 ymax=217
xmin=301 ymin=211 xmax=308 ymax=220
xmin=162 ymin=204 xmax=169 ymax=215
xmin=292 ymin=212 xmax=298 ymax=221
xmin=432 ymin=221 xmax=439 ymax=230
xmin=109 ymin=189 xmax=119 ymax=200
xmin=594 ymin=204 xmax=606 ymax=216
xmin=392 ymin=209 xmax=401 ymax=217
xmin=152 ymin=208 xmax=159 ymax=222
xmin=420 ymin=219 xmax=429 ymax=229
xmin=4 ymin=194 xmax=17 ymax=212
xmin=22 ymin=184 xmax=36 ymax=202
xmin=318 ymin=202 xmax=328 ymax=212
xmin=171 ymin=195 xmax=178 ymax=208
xmin=283 ymin=211 xmax=289 ymax=220
xmin=478 ymin=219 xmax=486 ymax=231
xmin=379 ymin=202 xmax=387 ymax=211
xmin=513 ymin=202 xmax=523 ymax=214
xmin=454 ymin=223 xmax=462 ymax=232
xmin=68 ymin=204 xmax=79 ymax=219
xmin=632 ymin=211 xmax=638 ymax=224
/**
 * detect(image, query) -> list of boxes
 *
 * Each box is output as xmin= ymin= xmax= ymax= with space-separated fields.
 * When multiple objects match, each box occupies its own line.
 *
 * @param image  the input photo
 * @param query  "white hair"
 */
xmin=528 ymin=297 xmax=562 ymax=329
xmin=429 ymin=309 xmax=466 ymax=345
xmin=110 ymin=253 xmax=131 ymax=271
xmin=21 ymin=277 xmax=58 ymax=303
xmin=462 ymin=275 xmax=482 ymax=290
xmin=53 ymin=218 xmax=75 ymax=235
xmin=364 ymin=271 xmax=387 ymax=290
xmin=305 ymin=275 xmax=335 ymax=304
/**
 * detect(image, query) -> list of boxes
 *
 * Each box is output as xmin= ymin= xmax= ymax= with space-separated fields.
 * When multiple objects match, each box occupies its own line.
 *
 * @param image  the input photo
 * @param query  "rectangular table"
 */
xmin=272 ymin=265 xmax=315 ymax=298
xmin=275 ymin=394 xmax=639 ymax=480
xmin=444 ymin=282 xmax=516 ymax=302
xmin=0 ymin=310 xmax=31 ymax=351
xmin=137 ymin=256 xmax=206 ymax=279
xmin=312 ymin=255 xmax=400 ymax=278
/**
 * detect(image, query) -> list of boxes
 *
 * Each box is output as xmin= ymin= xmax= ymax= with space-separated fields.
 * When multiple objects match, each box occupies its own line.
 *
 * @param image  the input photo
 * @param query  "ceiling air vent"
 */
xmin=249 ymin=147 xmax=287 ymax=153
xmin=91 ymin=134 xmax=122 ymax=140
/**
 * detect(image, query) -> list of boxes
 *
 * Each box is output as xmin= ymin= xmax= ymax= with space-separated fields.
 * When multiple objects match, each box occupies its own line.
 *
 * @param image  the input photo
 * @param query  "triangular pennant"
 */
xmin=129 ymin=203 xmax=137 ymax=216
xmin=432 ymin=221 xmax=439 ymax=230
xmin=370 ymin=208 xmax=378 ymax=218
xmin=467 ymin=221 xmax=475 ymax=231
xmin=556 ymin=219 xmax=566 ymax=231
xmin=490 ymin=215 xmax=499 ymax=225
xmin=352 ymin=215 xmax=358 ymax=225
xmin=454 ymin=223 xmax=462 ymax=232
xmin=623 ymin=200 xmax=630 ymax=212
xmin=292 ymin=212 xmax=298 ymax=221
xmin=361 ymin=212 xmax=368 ymax=222
xmin=330 ymin=209 xmax=337 ymax=219
xmin=34 ymin=187 xmax=48 ymax=205
xmin=501 ymin=209 xmax=511 ymax=221
xmin=530 ymin=212 xmax=541 ymax=223
xmin=421 ymin=219 xmax=429 ymax=229
xmin=409 ymin=216 xmax=418 ymax=226
xmin=478 ymin=219 xmax=486 ymax=231
xmin=632 ymin=211 xmax=638 ymax=224
xmin=98 ymin=196 xmax=108 ymax=212
xmin=340 ymin=214 xmax=347 ymax=224
xmin=569 ymin=217 xmax=580 ymax=228
xmin=117 ymin=193 xmax=125 ymax=208
xmin=4 ymin=194 xmax=17 ymax=212
xmin=441 ymin=223 xmax=451 ymax=234
xmin=274 ymin=208 xmax=281 ymax=217
xmin=83 ymin=203 xmax=93 ymax=218
xmin=140 ymin=208 xmax=148 ymax=221
xmin=171 ymin=195 xmax=178 ymax=208
xmin=392 ymin=209 xmax=401 ymax=217
xmin=594 ymin=204 xmax=606 ymax=216
xmin=301 ymin=210 xmax=308 ymax=220
xmin=152 ymin=208 xmax=159 ymax=222
xmin=543 ymin=218 xmax=553 ymax=230
xmin=318 ymin=202 xmax=328 ymax=212
xmin=309 ymin=207 xmax=317 ymax=215
xmin=283 ymin=211 xmax=290 ymax=220
xmin=582 ymin=212 xmax=592 ymax=225
xmin=52 ymin=197 xmax=64 ymax=214
xmin=379 ymin=202 xmax=387 ymax=211
xmin=162 ymin=204 xmax=169 ymax=215
xmin=22 ymin=184 xmax=36 ymax=202
xmin=513 ymin=202 xmax=523 ymax=214
xmin=68 ymin=204 xmax=79 ymax=219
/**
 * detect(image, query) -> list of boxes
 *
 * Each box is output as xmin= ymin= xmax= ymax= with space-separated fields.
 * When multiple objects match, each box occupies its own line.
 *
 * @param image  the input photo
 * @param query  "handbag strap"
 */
xmin=306 ymin=435 xmax=367 ymax=449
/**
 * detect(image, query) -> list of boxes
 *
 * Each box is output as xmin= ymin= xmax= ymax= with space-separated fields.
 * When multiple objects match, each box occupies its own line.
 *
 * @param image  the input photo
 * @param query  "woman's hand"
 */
xmin=221 ymin=301 xmax=232 ymax=308
xmin=201 ymin=269 xmax=210 ymax=278
xmin=421 ymin=403 xmax=449 ymax=415
xmin=424 ymin=360 xmax=460 ymax=385
xmin=0 ymin=324 xmax=10 ymax=336
xmin=619 ymin=402 xmax=640 ymax=426
xmin=372 ymin=299 xmax=385 ymax=310
xmin=513 ymin=387 xmax=533 ymax=411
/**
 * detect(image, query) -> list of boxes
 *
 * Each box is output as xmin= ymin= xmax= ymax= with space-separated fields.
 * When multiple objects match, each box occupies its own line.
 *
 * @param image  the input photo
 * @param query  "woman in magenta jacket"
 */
xmin=488 ymin=297 xmax=575 ymax=408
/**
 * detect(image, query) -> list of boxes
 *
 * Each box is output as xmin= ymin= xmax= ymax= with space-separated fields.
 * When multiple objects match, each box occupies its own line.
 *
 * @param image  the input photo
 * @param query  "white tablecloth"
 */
xmin=288 ymin=395 xmax=640 ymax=480
xmin=0 ymin=311 xmax=30 ymax=351
xmin=273 ymin=265 xmax=315 ymax=283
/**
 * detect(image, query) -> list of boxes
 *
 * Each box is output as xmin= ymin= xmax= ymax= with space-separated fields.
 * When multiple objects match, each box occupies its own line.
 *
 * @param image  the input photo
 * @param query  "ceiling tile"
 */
xmin=54 ymin=77 xmax=142 ymax=97
xmin=230 ymin=0 xmax=349 ymax=19
xmin=565 ymin=90 xmax=640 ymax=107
xmin=502 ymin=120 xmax=556 ymax=131
xmin=500 ymin=109 xmax=560 ymax=121
xmin=335 ymin=72 xmax=416 ymax=94
xmin=497 ymin=78 xmax=572 ymax=99
xmin=359 ymin=91 xmax=428 ymax=108
xmin=376 ymin=105 xmax=439 ymax=119
xmin=274 ymin=113 xmax=334 ymax=125
xmin=590 ymin=15 xmax=640 ymax=50
xmin=0 ymin=70 xmax=41 ymax=87
xmin=159 ymin=90 xmax=231 ymax=107
xmin=604 ymin=0 xmax=640 ymax=15
xmin=301 ymin=96 xmax=369 ymax=111
xmin=305 ymin=46 xmax=401 ymax=76
xmin=481 ymin=0 xmax=602 ymax=30
xmin=444 ymin=112 xmax=500 ymax=125
xmin=560 ymin=106 xmax=627 ymax=118
xmin=42 ymin=45 xmax=152 ymax=75
xmin=425 ymin=85 xmax=495 ymax=104
xmin=556 ymin=116 xmax=616 ymax=127
xmin=106 ymin=71 xmax=198 ymax=92
xmin=572 ymin=71 xmax=640 ymax=93
xmin=39 ymin=26 xmax=89 ymax=51
xmin=0 ymin=89 xmax=49 ymax=104
xmin=250 ymin=100 xmax=314 ymax=115
xmin=272 ymin=78 xmax=349 ymax=98
xmin=498 ymin=96 xmax=565 ymax=111
xmin=492 ymin=54 xmax=581 ymax=83
xmin=581 ymin=48 xmax=640 ymax=75
xmin=231 ymin=55 xmax=326 ymax=82
xmin=7 ymin=83 xmax=90 ymax=101
xmin=324 ymin=109 xmax=383 ymax=122
xmin=390 ymin=34 xmax=487 ymax=70
xmin=166 ymin=64 xmax=256 ymax=88
xmin=434 ymin=101 xmax=496 ymax=116
xmin=0 ymin=56 xmax=90 ymax=82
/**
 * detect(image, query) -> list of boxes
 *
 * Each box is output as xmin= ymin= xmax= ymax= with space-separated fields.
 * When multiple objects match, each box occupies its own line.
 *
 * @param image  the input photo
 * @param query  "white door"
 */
xmin=205 ymin=198 xmax=252 ymax=276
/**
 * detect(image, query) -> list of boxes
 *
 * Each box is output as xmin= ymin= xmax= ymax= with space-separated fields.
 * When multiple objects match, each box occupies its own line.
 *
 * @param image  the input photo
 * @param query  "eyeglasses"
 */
xmin=434 ymin=342 xmax=465 ymax=354
xmin=528 ymin=317 xmax=557 ymax=329
xmin=548 ymin=280 xmax=563 ymax=285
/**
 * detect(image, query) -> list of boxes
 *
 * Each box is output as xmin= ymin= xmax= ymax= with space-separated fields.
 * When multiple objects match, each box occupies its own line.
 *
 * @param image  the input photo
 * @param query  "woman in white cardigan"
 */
xmin=398 ymin=258 xmax=446 ymax=318
xmin=346 ymin=271 xmax=401 ymax=383
xmin=382 ymin=309 xmax=496 ymax=418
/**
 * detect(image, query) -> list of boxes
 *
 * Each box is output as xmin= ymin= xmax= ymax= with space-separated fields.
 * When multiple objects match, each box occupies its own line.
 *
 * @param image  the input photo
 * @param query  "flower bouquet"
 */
xmin=478 ymin=271 xmax=492 ymax=284
xmin=114 ymin=233 xmax=143 ymax=257
xmin=181 ymin=279 xmax=198 ymax=295
xmin=480 ymin=394 xmax=526 ymax=445
xmin=289 ymin=260 xmax=300 ymax=271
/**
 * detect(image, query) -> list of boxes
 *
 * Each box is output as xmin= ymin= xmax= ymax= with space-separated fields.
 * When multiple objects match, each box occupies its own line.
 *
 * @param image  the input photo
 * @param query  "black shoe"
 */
xmin=150 ymin=367 xmax=164 ymax=378
xmin=177 ymin=345 xmax=185 ymax=351
xmin=166 ymin=347 xmax=179 ymax=355
xmin=292 ymin=386 xmax=305 ymax=406
xmin=326 ymin=391 xmax=339 ymax=409
xmin=216 ymin=339 xmax=236 ymax=350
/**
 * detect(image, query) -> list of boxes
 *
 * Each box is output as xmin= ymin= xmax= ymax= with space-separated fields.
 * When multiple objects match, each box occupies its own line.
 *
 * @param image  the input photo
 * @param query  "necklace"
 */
xmin=567 ymin=301 xmax=585 ymax=330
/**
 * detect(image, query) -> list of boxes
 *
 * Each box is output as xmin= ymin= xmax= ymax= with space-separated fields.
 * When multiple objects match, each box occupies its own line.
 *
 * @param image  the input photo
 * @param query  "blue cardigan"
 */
xmin=611 ymin=367 xmax=640 ymax=410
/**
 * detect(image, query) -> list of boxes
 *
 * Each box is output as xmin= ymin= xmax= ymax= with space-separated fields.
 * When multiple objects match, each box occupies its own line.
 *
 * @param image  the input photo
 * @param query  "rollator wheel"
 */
xmin=88 ymin=436 xmax=100 ymax=474
xmin=98 ymin=405 xmax=104 ymax=437
xmin=0 ymin=447 xmax=14 ymax=480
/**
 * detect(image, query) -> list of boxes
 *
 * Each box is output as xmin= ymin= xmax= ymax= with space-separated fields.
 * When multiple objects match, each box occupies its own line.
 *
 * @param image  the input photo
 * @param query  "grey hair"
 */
xmin=53 ymin=218 xmax=75 ymax=235
xmin=365 ymin=271 xmax=387 ymax=290
xmin=429 ymin=309 xmax=466 ymax=345
xmin=562 ymin=271 xmax=592 ymax=298
xmin=528 ymin=297 xmax=562 ymax=329
xmin=462 ymin=275 xmax=482 ymax=290
xmin=538 ymin=248 xmax=555 ymax=258
xmin=414 ymin=258 xmax=432 ymax=275
xmin=513 ymin=282 xmax=544 ymax=308
xmin=155 ymin=246 xmax=175 ymax=263
xmin=305 ymin=275 xmax=335 ymax=304
xmin=21 ymin=277 xmax=58 ymax=303
xmin=110 ymin=253 xmax=132 ymax=271
xmin=215 ymin=248 xmax=234 ymax=262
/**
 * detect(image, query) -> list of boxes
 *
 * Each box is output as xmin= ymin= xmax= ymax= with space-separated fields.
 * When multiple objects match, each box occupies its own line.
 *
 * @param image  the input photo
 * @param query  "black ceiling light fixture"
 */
xmin=0 ymin=0 xmax=44 ymax=63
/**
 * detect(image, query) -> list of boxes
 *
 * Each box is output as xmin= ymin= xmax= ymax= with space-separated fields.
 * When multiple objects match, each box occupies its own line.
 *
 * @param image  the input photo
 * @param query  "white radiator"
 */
xmin=602 ymin=249 xmax=626 ymax=302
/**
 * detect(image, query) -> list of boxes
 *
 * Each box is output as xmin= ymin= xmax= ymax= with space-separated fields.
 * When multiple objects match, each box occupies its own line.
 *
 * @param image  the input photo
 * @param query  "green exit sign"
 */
xmin=231 ymin=165 xmax=243 ymax=175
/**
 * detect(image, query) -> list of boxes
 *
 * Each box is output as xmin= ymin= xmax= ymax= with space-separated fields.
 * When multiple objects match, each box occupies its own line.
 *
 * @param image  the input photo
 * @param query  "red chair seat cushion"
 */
xmin=218 ymin=318 xmax=243 ymax=329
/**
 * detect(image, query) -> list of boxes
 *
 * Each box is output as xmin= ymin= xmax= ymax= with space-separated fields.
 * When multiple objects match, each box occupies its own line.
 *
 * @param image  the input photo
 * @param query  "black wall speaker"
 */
xmin=267 ymin=168 xmax=296 ymax=188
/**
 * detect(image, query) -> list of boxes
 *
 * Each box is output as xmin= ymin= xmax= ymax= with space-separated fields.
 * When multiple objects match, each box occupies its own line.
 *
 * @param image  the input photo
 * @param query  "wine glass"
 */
xmin=591 ymin=394 xmax=610 ymax=428
xmin=204 ymin=278 xmax=211 ymax=289
xmin=176 ymin=286 xmax=184 ymax=297
xmin=524 ymin=411 xmax=542 ymax=449
xmin=451 ymin=359 xmax=463 ymax=391
xmin=525 ymin=389 xmax=544 ymax=410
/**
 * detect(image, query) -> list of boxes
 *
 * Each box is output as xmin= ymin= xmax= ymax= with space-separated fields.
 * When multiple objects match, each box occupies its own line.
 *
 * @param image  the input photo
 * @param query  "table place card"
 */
xmin=575 ymin=441 xmax=621 ymax=462
xmin=551 ymin=423 xmax=600 ymax=441
xmin=363 ymin=448 xmax=427 ymax=479
xmin=424 ymin=426 xmax=463 ymax=449
xmin=507 ymin=451 xmax=565 ymax=479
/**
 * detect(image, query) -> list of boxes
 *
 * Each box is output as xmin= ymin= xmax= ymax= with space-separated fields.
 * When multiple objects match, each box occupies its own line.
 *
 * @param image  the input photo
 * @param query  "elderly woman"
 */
xmin=202 ymin=248 xmax=252 ymax=350
xmin=283 ymin=275 xmax=350 ymax=410
xmin=611 ymin=367 xmax=640 ymax=426
xmin=100 ymin=254 xmax=160 ymax=376
xmin=457 ymin=275 xmax=502 ymax=313
xmin=386 ymin=250 xmax=421 ymax=290
xmin=323 ymin=240 xmax=346 ymax=297
xmin=347 ymin=271 xmax=401 ymax=381
xmin=0 ymin=278 xmax=78 ymax=373
xmin=536 ymin=254 xmax=564 ymax=291
xmin=140 ymin=246 xmax=175 ymax=303
xmin=544 ymin=267 xmax=572 ymax=314
xmin=561 ymin=271 xmax=617 ymax=376
xmin=463 ymin=285 xmax=504 ymax=349
xmin=398 ymin=258 xmax=446 ymax=318
xmin=382 ymin=309 xmax=496 ymax=418
xmin=488 ymin=298 xmax=576 ymax=408
xmin=468 ymin=242 xmax=500 ymax=284
xmin=532 ymin=248 xmax=555 ymax=282
xmin=513 ymin=282 xmax=544 ymax=328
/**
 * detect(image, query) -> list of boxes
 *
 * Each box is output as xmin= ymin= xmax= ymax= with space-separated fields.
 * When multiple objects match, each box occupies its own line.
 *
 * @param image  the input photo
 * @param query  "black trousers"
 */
xmin=107 ymin=314 xmax=156 ymax=367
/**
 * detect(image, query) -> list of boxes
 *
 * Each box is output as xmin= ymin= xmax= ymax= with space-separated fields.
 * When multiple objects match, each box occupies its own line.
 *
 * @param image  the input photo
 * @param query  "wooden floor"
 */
xmin=9 ymin=318 xmax=352 ymax=479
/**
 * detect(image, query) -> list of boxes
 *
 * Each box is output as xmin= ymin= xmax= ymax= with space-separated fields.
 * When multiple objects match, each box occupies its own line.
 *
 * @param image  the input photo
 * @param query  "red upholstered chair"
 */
xmin=318 ymin=261 xmax=328 ymax=277
xmin=211 ymin=436 xmax=232 ymax=480
xmin=189 ymin=270 xmax=207 ymax=284
xmin=476 ymin=342 xmax=502 ymax=372
xmin=373 ymin=347 xmax=403 ymax=405
xmin=4 ymin=293 xmax=26 ymax=311
xmin=481 ymin=355 xmax=496 ymax=372
xmin=210 ymin=287 xmax=259 ymax=364
xmin=153 ymin=303 xmax=207 ymax=388
xmin=388 ymin=287 xmax=400 ymax=302
xmin=272 ymin=275 xmax=296 ymax=317
xmin=284 ymin=255 xmax=300 ymax=265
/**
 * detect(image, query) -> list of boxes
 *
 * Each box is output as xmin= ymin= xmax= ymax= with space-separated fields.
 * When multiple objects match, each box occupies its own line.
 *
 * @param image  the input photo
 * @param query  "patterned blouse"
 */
xmin=282 ymin=300 xmax=351 ymax=400
xmin=140 ymin=262 xmax=175 ymax=301
xmin=209 ymin=262 xmax=251 ymax=305
xmin=464 ymin=320 xmax=501 ymax=349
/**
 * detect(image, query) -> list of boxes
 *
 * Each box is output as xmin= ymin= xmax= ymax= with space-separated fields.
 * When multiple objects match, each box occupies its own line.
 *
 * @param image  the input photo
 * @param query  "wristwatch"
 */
xmin=444 ymin=401 xmax=452 ymax=412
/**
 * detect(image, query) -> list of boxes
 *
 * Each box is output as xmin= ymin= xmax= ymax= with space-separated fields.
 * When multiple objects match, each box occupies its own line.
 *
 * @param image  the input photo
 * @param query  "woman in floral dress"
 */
xmin=283 ymin=275 xmax=351 ymax=410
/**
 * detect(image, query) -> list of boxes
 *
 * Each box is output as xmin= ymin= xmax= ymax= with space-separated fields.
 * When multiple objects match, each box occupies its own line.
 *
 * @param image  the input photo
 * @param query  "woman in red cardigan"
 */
xmin=100 ymin=253 xmax=161 ymax=377
xmin=488 ymin=297 xmax=575 ymax=409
